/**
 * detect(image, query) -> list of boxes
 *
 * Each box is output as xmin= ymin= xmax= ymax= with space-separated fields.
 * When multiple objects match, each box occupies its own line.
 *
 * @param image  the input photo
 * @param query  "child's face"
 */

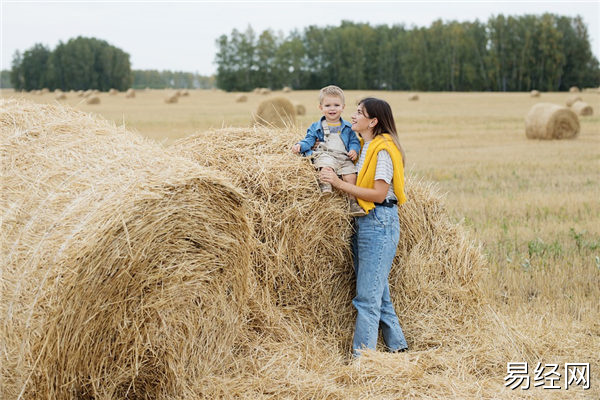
xmin=319 ymin=95 xmax=345 ymax=122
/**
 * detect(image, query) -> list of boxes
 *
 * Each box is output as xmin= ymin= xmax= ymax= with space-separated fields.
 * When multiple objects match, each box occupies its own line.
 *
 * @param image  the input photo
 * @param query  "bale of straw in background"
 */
xmin=252 ymin=88 xmax=261 ymax=94
xmin=77 ymin=90 xmax=84 ymax=97
xmin=235 ymin=94 xmax=248 ymax=103
xmin=55 ymin=92 xmax=67 ymax=100
xmin=0 ymin=99 xmax=252 ymax=399
xmin=282 ymin=86 xmax=292 ymax=93
xmin=571 ymin=101 xmax=593 ymax=116
xmin=86 ymin=95 xmax=100 ymax=105
xmin=569 ymin=86 xmax=580 ymax=93
xmin=530 ymin=90 xmax=540 ymax=97
xmin=164 ymin=93 xmax=179 ymax=103
xmin=83 ymin=89 xmax=93 ymax=98
xmin=525 ymin=102 xmax=580 ymax=140
xmin=108 ymin=88 xmax=118 ymax=95
xmin=408 ymin=93 xmax=419 ymax=101
xmin=181 ymin=89 xmax=190 ymax=96
xmin=294 ymin=102 xmax=306 ymax=116
xmin=41 ymin=88 xmax=49 ymax=94
xmin=259 ymin=88 xmax=271 ymax=95
xmin=254 ymin=97 xmax=296 ymax=128
xmin=566 ymin=94 xmax=583 ymax=107
xmin=125 ymin=88 xmax=136 ymax=98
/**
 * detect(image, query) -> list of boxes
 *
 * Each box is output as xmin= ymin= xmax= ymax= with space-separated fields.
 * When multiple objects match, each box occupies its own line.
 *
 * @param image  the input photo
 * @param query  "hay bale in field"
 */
xmin=294 ymin=102 xmax=306 ymax=116
xmin=235 ymin=94 xmax=248 ymax=103
xmin=569 ymin=86 xmax=580 ymax=93
xmin=408 ymin=93 xmax=419 ymax=101
xmin=254 ymin=97 xmax=296 ymax=128
xmin=571 ymin=101 xmax=593 ymax=116
xmin=252 ymin=87 xmax=261 ymax=94
xmin=0 ymin=99 xmax=252 ymax=399
xmin=77 ymin=90 xmax=84 ymax=97
xmin=164 ymin=92 xmax=179 ymax=103
xmin=125 ymin=88 xmax=135 ymax=98
xmin=282 ymin=86 xmax=292 ymax=92
xmin=55 ymin=92 xmax=67 ymax=100
xmin=530 ymin=90 xmax=540 ymax=97
xmin=82 ymin=89 xmax=93 ymax=98
xmin=108 ymin=88 xmax=118 ymax=95
xmin=259 ymin=88 xmax=271 ymax=95
xmin=566 ymin=94 xmax=583 ymax=107
xmin=525 ymin=103 xmax=580 ymax=140
xmin=41 ymin=88 xmax=49 ymax=94
xmin=86 ymin=95 xmax=100 ymax=105
xmin=181 ymin=89 xmax=190 ymax=96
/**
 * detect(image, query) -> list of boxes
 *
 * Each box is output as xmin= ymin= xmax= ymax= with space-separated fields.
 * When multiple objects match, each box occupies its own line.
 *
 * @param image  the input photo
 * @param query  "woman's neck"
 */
xmin=360 ymin=129 xmax=375 ymax=142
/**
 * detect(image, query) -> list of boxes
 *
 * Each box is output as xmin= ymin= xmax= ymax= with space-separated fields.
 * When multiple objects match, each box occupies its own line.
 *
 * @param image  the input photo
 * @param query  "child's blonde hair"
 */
xmin=319 ymin=85 xmax=345 ymax=104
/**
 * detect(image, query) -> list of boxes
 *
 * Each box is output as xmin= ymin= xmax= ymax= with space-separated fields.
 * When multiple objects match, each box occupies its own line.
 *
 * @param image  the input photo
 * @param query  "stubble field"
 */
xmin=3 ymin=88 xmax=599 ymax=397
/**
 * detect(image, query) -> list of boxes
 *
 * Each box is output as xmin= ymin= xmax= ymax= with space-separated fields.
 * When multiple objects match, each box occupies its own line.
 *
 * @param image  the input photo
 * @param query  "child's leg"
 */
xmin=342 ymin=173 xmax=357 ymax=200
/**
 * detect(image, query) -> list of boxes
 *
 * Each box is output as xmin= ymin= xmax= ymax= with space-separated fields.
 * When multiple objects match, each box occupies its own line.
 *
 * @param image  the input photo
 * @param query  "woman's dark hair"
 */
xmin=358 ymin=97 xmax=406 ymax=165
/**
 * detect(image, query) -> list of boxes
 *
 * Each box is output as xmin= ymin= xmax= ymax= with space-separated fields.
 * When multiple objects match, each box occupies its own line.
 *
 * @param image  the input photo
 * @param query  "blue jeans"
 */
xmin=352 ymin=204 xmax=407 ymax=356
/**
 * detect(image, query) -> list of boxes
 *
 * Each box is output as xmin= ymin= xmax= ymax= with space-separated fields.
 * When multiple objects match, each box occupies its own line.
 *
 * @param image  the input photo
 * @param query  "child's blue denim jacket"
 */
xmin=297 ymin=116 xmax=361 ymax=157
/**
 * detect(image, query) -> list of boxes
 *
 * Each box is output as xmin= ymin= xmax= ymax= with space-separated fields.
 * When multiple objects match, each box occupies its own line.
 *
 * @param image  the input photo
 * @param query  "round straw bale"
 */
xmin=164 ymin=92 xmax=179 ymax=103
xmin=282 ymin=86 xmax=292 ymax=93
xmin=571 ymin=101 xmax=593 ymax=116
xmin=41 ymin=88 xmax=49 ymax=94
xmin=0 ymin=99 xmax=252 ymax=399
xmin=565 ymin=94 xmax=583 ymax=107
xmin=525 ymin=102 xmax=580 ymax=140
xmin=125 ymin=88 xmax=135 ymax=98
xmin=252 ymin=87 xmax=261 ymax=94
xmin=181 ymin=89 xmax=190 ymax=96
xmin=77 ymin=90 xmax=84 ymax=97
xmin=260 ymin=88 xmax=271 ymax=95
xmin=408 ymin=93 xmax=419 ymax=101
xmin=86 ymin=95 xmax=100 ymax=105
xmin=108 ymin=88 xmax=118 ymax=95
xmin=254 ymin=97 xmax=296 ymax=128
xmin=569 ymin=86 xmax=580 ymax=93
xmin=294 ymin=102 xmax=306 ymax=115
xmin=55 ymin=92 xmax=67 ymax=100
xmin=530 ymin=90 xmax=540 ymax=97
xmin=82 ymin=89 xmax=93 ymax=98
xmin=235 ymin=94 xmax=248 ymax=103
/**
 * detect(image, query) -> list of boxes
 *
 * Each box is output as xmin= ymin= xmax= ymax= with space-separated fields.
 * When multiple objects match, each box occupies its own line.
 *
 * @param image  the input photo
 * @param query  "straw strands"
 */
xmin=1 ymin=99 xmax=252 ymax=399
xmin=571 ymin=101 xmax=593 ymax=116
xmin=525 ymin=103 xmax=580 ymax=140
xmin=254 ymin=97 xmax=296 ymax=128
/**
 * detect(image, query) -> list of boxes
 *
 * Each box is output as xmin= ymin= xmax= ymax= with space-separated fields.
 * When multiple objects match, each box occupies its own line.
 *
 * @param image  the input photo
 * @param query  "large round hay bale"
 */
xmin=530 ymin=90 xmax=540 ymax=97
xmin=108 ymin=88 xmax=118 ymax=95
xmin=569 ymin=86 xmax=580 ymax=93
xmin=0 ymin=99 xmax=252 ymax=399
xmin=408 ymin=93 xmax=419 ymax=101
xmin=571 ymin=101 xmax=593 ymax=116
xmin=180 ymin=89 xmax=190 ymax=96
xmin=282 ymin=86 xmax=292 ymax=93
xmin=125 ymin=88 xmax=135 ymax=98
xmin=173 ymin=127 xmax=486 ymax=355
xmin=55 ymin=92 xmax=67 ymax=100
xmin=566 ymin=94 xmax=583 ymax=107
xmin=525 ymin=103 xmax=580 ymax=140
xmin=41 ymin=88 xmax=49 ymax=94
xmin=86 ymin=95 xmax=100 ymax=104
xmin=294 ymin=102 xmax=306 ymax=116
xmin=77 ymin=90 xmax=84 ymax=97
xmin=259 ymin=88 xmax=271 ymax=95
xmin=235 ymin=94 xmax=248 ymax=103
xmin=164 ymin=93 xmax=179 ymax=103
xmin=254 ymin=97 xmax=296 ymax=128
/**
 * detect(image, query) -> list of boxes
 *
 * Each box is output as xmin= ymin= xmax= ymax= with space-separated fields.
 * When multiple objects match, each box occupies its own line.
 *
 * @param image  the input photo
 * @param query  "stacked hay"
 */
xmin=171 ymin=127 xmax=515 ymax=398
xmin=408 ymin=93 xmax=419 ymax=101
xmin=254 ymin=97 xmax=296 ymax=128
xmin=525 ymin=103 xmax=580 ymax=140
xmin=164 ymin=92 xmax=179 ymax=103
xmin=566 ymin=94 xmax=583 ymax=107
xmin=569 ymin=86 xmax=580 ymax=93
xmin=571 ymin=101 xmax=594 ymax=116
xmin=530 ymin=89 xmax=540 ymax=97
xmin=86 ymin=95 xmax=100 ymax=105
xmin=108 ymin=88 xmax=118 ymax=95
xmin=235 ymin=94 xmax=248 ymax=103
xmin=294 ymin=102 xmax=306 ymax=116
xmin=125 ymin=88 xmax=136 ymax=98
xmin=0 ymin=99 xmax=252 ymax=399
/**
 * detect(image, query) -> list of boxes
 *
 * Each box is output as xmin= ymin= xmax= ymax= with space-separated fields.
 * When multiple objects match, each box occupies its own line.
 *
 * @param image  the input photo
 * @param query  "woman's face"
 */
xmin=351 ymin=104 xmax=372 ymax=134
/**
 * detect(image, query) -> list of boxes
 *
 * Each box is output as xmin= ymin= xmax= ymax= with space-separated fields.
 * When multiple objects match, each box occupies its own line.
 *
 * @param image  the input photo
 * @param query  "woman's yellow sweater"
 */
xmin=356 ymin=134 xmax=406 ymax=214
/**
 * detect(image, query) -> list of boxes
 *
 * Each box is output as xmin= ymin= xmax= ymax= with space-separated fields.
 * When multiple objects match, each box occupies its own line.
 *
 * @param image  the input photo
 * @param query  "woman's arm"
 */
xmin=319 ymin=169 xmax=389 ymax=203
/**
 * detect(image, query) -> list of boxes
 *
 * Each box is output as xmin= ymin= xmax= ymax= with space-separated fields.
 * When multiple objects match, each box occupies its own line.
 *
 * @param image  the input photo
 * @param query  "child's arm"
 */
xmin=295 ymin=126 xmax=318 ymax=155
xmin=348 ymin=131 xmax=361 ymax=156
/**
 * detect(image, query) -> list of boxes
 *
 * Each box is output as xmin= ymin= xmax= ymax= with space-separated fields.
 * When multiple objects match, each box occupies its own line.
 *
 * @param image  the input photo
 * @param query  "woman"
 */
xmin=319 ymin=97 xmax=408 ymax=357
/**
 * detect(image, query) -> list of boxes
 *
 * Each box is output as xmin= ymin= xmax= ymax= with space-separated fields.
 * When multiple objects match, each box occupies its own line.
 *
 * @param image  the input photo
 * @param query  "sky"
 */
xmin=2 ymin=1 xmax=599 ymax=76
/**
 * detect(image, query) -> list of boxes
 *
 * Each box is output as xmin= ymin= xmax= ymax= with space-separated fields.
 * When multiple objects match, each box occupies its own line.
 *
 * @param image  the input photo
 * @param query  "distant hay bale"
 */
xmin=530 ymin=90 xmax=540 ymax=97
xmin=41 ymin=88 xmax=49 ymax=94
xmin=86 ymin=96 xmax=100 ymax=105
xmin=92 ymin=89 xmax=99 ymax=95
xmin=181 ymin=89 xmax=190 ymax=96
xmin=175 ymin=90 xmax=182 ymax=97
xmin=252 ymin=88 xmax=261 ymax=94
xmin=125 ymin=88 xmax=135 ymax=98
xmin=294 ymin=102 xmax=306 ymax=115
xmin=108 ymin=88 xmax=118 ymax=95
xmin=282 ymin=86 xmax=292 ymax=93
xmin=77 ymin=90 xmax=84 ymax=97
xmin=254 ymin=97 xmax=296 ymax=128
xmin=164 ymin=93 xmax=179 ymax=103
xmin=571 ymin=101 xmax=593 ymax=116
xmin=82 ymin=90 xmax=93 ymax=98
xmin=566 ymin=94 xmax=583 ymax=107
xmin=525 ymin=103 xmax=580 ymax=140
xmin=55 ymin=92 xmax=67 ymax=100
xmin=259 ymin=88 xmax=271 ymax=95
xmin=569 ymin=86 xmax=580 ymax=93
xmin=408 ymin=93 xmax=419 ymax=101
xmin=235 ymin=94 xmax=248 ymax=103
xmin=0 ymin=99 xmax=252 ymax=399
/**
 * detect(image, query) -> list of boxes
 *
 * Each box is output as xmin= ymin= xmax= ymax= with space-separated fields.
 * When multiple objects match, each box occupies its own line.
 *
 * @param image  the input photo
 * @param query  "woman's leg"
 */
xmin=380 ymin=281 xmax=408 ymax=351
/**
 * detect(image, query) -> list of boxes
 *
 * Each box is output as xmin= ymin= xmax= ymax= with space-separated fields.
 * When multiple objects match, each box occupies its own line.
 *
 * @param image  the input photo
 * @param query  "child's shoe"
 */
xmin=349 ymin=199 xmax=366 ymax=217
xmin=319 ymin=182 xmax=333 ymax=194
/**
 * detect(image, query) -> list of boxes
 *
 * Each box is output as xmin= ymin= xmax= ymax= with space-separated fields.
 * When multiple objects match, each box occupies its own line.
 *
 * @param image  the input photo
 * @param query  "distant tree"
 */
xmin=1 ymin=70 xmax=12 ymax=88
xmin=11 ymin=44 xmax=51 ymax=91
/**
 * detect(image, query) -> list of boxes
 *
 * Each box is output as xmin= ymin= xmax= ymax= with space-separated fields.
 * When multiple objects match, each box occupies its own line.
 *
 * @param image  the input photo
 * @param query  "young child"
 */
xmin=292 ymin=85 xmax=365 ymax=217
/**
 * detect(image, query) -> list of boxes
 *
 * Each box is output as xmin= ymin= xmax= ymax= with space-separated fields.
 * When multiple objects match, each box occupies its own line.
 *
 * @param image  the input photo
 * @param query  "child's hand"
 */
xmin=292 ymin=143 xmax=301 ymax=154
xmin=347 ymin=150 xmax=358 ymax=161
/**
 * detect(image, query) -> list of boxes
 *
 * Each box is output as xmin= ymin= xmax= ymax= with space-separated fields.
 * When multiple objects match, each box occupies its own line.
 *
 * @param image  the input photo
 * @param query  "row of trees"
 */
xmin=215 ymin=14 xmax=600 ymax=92
xmin=132 ymin=70 xmax=215 ymax=89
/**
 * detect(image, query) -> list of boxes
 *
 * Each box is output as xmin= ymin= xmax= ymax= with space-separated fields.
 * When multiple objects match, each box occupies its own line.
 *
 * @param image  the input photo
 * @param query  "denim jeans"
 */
xmin=352 ymin=204 xmax=407 ymax=356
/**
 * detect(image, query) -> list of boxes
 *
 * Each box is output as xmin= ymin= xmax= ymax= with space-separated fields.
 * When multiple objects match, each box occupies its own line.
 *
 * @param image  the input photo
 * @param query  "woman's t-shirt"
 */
xmin=356 ymin=140 xmax=397 ymax=201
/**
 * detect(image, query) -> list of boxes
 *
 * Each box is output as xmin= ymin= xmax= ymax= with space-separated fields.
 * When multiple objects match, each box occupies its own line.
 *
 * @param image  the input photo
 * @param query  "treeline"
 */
xmin=9 ymin=36 xmax=216 ymax=91
xmin=215 ymin=14 xmax=600 ymax=92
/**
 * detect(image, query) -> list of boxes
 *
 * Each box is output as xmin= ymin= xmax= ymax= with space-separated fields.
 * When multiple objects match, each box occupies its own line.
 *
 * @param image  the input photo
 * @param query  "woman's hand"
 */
xmin=319 ymin=168 xmax=342 ymax=189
